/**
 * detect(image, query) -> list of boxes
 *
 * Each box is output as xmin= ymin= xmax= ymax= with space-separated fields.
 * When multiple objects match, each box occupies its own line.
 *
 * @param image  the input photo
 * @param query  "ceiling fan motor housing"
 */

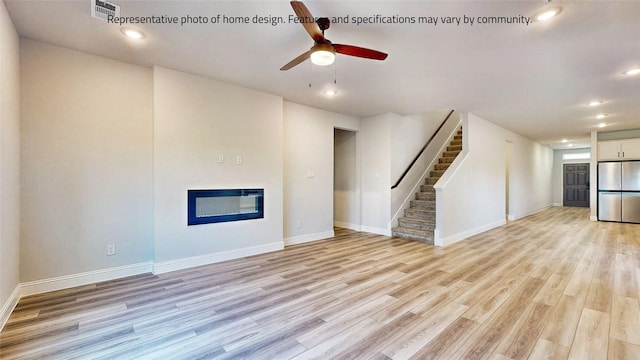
xmin=316 ymin=17 xmax=331 ymax=31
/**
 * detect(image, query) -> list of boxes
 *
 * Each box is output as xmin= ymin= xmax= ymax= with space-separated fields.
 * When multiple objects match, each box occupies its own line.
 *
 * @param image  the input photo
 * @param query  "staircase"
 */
xmin=392 ymin=128 xmax=463 ymax=244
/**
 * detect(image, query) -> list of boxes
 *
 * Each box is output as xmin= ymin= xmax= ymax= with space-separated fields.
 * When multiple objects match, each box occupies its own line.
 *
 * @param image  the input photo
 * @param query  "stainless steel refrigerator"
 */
xmin=598 ymin=161 xmax=640 ymax=223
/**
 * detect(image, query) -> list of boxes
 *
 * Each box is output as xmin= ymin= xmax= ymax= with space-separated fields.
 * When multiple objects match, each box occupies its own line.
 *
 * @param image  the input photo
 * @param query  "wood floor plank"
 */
xmin=610 ymin=294 xmax=640 ymax=345
xmin=455 ymin=277 xmax=546 ymax=359
xmin=296 ymin=295 xmax=396 ymax=349
xmin=567 ymin=308 xmax=610 ymax=360
xmin=290 ymin=317 xmax=383 ymax=360
xmin=608 ymin=338 xmax=640 ymax=360
xmin=540 ymin=295 xmax=586 ymax=347
xmin=533 ymin=274 xmax=570 ymax=307
xmin=380 ymin=300 xmax=469 ymax=359
xmin=461 ymin=273 xmax=528 ymax=323
xmin=408 ymin=316 xmax=481 ymax=360
xmin=614 ymin=269 xmax=638 ymax=298
xmin=528 ymin=338 xmax=570 ymax=360
xmin=2 ymin=207 xmax=637 ymax=359
xmin=494 ymin=301 xmax=552 ymax=359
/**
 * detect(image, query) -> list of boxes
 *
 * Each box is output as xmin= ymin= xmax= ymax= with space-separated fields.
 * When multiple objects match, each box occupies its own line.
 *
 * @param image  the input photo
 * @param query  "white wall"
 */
xmin=360 ymin=113 xmax=393 ymax=235
xmin=334 ymin=128 xmax=358 ymax=230
xmin=390 ymin=109 xmax=452 ymax=184
xmin=435 ymin=113 xmax=553 ymax=245
xmin=508 ymin=134 xmax=554 ymax=219
xmin=0 ymin=0 xmax=21 ymax=325
xmin=153 ymin=67 xmax=284 ymax=266
xmin=20 ymin=40 xmax=154 ymax=281
xmin=283 ymin=102 xmax=360 ymax=244
xmin=552 ymin=148 xmax=592 ymax=206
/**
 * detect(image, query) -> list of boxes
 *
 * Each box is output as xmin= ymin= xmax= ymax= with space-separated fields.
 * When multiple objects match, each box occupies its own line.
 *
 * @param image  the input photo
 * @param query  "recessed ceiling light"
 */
xmin=596 ymin=113 xmax=608 ymax=119
xmin=623 ymin=68 xmax=640 ymax=76
xmin=121 ymin=27 xmax=145 ymax=40
xmin=324 ymin=89 xmax=337 ymax=96
xmin=588 ymin=100 xmax=603 ymax=107
xmin=567 ymin=143 xmax=574 ymax=147
xmin=598 ymin=122 xmax=608 ymax=128
xmin=534 ymin=7 xmax=562 ymax=21
xmin=561 ymin=139 xmax=568 ymax=143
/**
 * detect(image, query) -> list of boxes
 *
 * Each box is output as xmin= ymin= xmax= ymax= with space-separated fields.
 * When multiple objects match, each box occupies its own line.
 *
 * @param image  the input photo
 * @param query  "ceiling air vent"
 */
xmin=91 ymin=0 xmax=120 ymax=21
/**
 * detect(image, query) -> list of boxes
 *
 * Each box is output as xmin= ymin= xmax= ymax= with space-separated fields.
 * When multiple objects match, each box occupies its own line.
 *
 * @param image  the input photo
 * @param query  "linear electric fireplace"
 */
xmin=188 ymin=189 xmax=264 ymax=225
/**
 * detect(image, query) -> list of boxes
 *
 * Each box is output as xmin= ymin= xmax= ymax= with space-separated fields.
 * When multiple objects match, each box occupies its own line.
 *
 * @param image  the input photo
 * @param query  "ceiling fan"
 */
xmin=281 ymin=1 xmax=388 ymax=71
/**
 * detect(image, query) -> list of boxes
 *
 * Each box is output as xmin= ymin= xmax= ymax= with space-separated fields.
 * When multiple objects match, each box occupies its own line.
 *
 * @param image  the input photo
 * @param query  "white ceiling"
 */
xmin=5 ymin=0 xmax=640 ymax=149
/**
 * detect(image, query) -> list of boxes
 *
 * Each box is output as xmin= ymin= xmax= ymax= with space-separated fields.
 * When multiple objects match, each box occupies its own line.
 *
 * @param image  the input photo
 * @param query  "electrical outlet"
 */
xmin=107 ymin=244 xmax=116 ymax=256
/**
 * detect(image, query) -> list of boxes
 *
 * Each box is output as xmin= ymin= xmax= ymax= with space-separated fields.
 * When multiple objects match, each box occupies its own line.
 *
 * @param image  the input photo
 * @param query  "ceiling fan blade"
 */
xmin=333 ymin=44 xmax=388 ymax=60
xmin=290 ymin=1 xmax=324 ymax=42
xmin=280 ymin=51 xmax=311 ymax=71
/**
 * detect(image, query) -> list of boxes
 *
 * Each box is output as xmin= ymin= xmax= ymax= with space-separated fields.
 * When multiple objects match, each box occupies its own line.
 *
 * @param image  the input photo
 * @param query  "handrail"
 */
xmin=390 ymin=109 xmax=455 ymax=189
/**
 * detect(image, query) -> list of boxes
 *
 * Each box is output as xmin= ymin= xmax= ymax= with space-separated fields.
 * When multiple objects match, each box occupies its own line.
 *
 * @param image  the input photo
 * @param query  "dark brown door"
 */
xmin=563 ymin=163 xmax=590 ymax=207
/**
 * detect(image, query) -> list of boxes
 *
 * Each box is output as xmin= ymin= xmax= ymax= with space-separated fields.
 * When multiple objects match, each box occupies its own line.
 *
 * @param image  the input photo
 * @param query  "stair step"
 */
xmin=447 ymin=145 xmax=462 ymax=151
xmin=425 ymin=177 xmax=439 ymax=185
xmin=430 ymin=170 xmax=445 ymax=178
xmin=450 ymin=140 xmax=462 ymax=146
xmin=443 ymin=150 xmax=460 ymax=157
xmin=398 ymin=217 xmax=436 ymax=231
xmin=434 ymin=164 xmax=450 ymax=171
xmin=404 ymin=208 xmax=436 ymax=220
xmin=392 ymin=227 xmax=434 ymax=244
xmin=415 ymin=192 xmax=436 ymax=201
xmin=454 ymin=135 xmax=462 ymax=141
xmin=439 ymin=157 xmax=456 ymax=164
xmin=420 ymin=184 xmax=435 ymax=192
xmin=410 ymin=199 xmax=435 ymax=210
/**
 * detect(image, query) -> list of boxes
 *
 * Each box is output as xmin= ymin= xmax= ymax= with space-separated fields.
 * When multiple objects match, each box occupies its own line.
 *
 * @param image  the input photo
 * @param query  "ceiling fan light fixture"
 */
xmin=310 ymin=50 xmax=335 ymax=66
xmin=310 ymin=43 xmax=336 ymax=66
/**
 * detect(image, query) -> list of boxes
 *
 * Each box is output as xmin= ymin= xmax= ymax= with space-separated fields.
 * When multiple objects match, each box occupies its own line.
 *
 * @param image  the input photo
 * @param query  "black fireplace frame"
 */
xmin=187 ymin=189 xmax=264 ymax=225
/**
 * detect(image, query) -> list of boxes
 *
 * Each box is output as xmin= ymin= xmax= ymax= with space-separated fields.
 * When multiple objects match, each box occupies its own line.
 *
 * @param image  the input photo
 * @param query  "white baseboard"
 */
xmin=285 ymin=231 xmax=334 ymax=246
xmin=20 ymin=262 xmax=154 ymax=297
xmin=434 ymin=218 xmax=506 ymax=246
xmin=590 ymin=215 xmax=598 ymax=221
xmin=153 ymin=241 xmax=284 ymax=274
xmin=333 ymin=221 xmax=360 ymax=231
xmin=0 ymin=285 xmax=21 ymax=331
xmin=509 ymin=205 xmax=553 ymax=221
xmin=361 ymin=225 xmax=392 ymax=237
xmin=553 ymin=203 xmax=563 ymax=207
xmin=4 ymin=242 xmax=287 ymax=324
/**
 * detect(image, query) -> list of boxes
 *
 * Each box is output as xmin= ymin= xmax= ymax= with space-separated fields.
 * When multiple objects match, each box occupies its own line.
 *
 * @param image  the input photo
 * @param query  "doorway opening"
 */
xmin=563 ymin=163 xmax=590 ymax=207
xmin=333 ymin=128 xmax=358 ymax=230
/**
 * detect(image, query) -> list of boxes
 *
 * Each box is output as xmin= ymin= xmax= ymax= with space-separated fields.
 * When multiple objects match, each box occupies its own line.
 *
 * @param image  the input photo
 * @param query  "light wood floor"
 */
xmin=2 ymin=207 xmax=640 ymax=359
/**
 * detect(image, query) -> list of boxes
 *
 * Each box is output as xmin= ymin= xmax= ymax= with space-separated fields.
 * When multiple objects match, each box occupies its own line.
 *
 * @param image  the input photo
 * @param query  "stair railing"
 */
xmin=391 ymin=109 xmax=455 ymax=190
